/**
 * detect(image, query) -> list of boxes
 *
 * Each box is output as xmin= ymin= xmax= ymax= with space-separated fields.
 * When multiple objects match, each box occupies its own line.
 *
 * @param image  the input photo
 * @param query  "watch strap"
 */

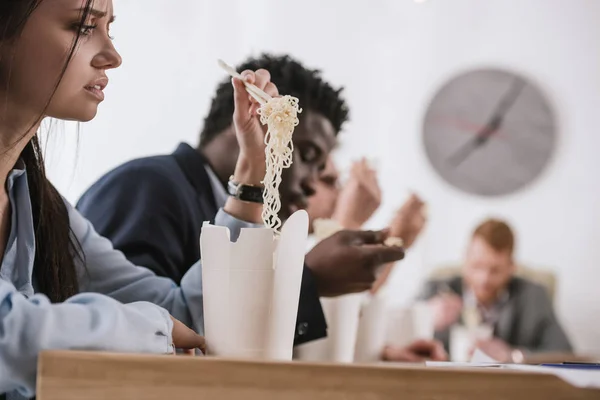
xmin=227 ymin=177 xmax=264 ymax=204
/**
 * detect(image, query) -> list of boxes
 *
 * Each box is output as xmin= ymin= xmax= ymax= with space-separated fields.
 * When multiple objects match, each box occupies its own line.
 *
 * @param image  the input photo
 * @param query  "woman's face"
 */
xmin=306 ymin=157 xmax=340 ymax=228
xmin=0 ymin=0 xmax=121 ymax=124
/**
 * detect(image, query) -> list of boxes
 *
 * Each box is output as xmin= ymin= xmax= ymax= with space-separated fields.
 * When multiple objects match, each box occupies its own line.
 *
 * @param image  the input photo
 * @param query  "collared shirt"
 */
xmin=0 ymin=163 xmax=252 ymax=400
xmin=463 ymin=288 xmax=510 ymax=327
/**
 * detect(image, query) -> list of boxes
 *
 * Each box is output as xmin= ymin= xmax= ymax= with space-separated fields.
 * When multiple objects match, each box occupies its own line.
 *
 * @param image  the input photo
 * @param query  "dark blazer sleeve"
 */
xmin=526 ymin=285 xmax=573 ymax=353
xmin=76 ymin=165 xmax=198 ymax=284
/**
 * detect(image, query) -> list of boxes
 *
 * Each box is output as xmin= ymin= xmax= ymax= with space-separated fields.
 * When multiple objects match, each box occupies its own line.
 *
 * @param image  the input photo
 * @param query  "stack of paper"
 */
xmin=427 ymin=350 xmax=600 ymax=389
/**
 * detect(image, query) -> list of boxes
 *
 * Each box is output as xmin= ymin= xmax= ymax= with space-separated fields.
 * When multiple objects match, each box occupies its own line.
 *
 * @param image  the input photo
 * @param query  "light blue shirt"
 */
xmin=0 ymin=164 xmax=252 ymax=399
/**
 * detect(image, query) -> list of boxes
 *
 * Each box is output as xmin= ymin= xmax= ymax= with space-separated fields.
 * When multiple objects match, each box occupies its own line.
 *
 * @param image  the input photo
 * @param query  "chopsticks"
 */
xmin=217 ymin=59 xmax=272 ymax=105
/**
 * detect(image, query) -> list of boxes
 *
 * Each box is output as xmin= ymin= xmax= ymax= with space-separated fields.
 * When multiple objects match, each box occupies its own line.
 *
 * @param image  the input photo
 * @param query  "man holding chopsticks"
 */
xmin=77 ymin=54 xmax=405 ymax=346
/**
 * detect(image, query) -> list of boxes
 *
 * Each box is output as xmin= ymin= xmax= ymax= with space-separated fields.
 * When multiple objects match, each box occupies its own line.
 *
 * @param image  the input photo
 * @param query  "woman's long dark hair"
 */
xmin=0 ymin=0 xmax=94 ymax=302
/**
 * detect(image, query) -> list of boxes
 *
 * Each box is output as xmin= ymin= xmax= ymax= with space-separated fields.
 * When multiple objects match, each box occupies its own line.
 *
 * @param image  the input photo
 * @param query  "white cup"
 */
xmin=386 ymin=302 xmax=435 ymax=348
xmin=294 ymin=293 xmax=364 ymax=363
xmin=450 ymin=324 xmax=493 ymax=362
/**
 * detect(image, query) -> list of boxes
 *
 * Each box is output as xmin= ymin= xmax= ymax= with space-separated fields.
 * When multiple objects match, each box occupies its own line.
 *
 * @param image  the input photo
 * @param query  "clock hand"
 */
xmin=447 ymin=78 xmax=526 ymax=169
xmin=486 ymin=77 xmax=526 ymax=126
xmin=446 ymin=123 xmax=498 ymax=168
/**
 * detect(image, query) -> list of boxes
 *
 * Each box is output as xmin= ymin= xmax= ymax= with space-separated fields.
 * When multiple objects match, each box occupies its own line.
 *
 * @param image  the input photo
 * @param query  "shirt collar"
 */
xmin=6 ymin=160 xmax=26 ymax=191
xmin=463 ymin=286 xmax=510 ymax=311
xmin=204 ymin=163 xmax=228 ymax=208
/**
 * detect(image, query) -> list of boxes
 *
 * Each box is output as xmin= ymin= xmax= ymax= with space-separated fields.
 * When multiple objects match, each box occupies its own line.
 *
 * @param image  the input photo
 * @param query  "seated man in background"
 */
xmin=421 ymin=219 xmax=572 ymax=362
xmin=306 ymin=157 xmax=446 ymax=362
xmin=76 ymin=54 xmax=404 ymax=347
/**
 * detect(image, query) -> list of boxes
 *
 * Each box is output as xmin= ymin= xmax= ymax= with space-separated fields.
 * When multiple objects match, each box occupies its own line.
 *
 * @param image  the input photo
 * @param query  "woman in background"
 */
xmin=0 ymin=0 xmax=276 ymax=398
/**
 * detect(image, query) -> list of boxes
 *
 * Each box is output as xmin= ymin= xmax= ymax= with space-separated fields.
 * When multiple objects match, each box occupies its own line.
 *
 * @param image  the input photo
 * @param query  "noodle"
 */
xmin=257 ymin=95 xmax=302 ymax=232
xmin=384 ymin=237 xmax=404 ymax=248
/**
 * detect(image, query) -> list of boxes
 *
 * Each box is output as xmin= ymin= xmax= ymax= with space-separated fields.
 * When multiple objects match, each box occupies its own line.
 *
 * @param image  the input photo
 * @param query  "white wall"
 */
xmin=45 ymin=0 xmax=600 ymax=353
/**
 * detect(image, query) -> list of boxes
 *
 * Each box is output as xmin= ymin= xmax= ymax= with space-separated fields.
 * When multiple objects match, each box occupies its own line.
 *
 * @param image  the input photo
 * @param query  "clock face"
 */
xmin=422 ymin=68 xmax=557 ymax=197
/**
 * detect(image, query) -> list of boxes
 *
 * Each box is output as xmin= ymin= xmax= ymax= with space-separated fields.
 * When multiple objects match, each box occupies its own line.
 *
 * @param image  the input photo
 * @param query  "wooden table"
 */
xmin=37 ymin=351 xmax=600 ymax=400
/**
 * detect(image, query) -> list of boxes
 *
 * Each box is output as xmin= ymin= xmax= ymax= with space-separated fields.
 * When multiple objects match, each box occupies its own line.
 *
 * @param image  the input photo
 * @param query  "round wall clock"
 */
xmin=422 ymin=68 xmax=557 ymax=197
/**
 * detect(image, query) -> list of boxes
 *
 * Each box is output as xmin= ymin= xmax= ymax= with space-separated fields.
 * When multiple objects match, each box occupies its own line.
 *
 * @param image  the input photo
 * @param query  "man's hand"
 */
xmin=472 ymin=338 xmax=514 ymax=363
xmin=171 ymin=316 xmax=206 ymax=355
xmin=304 ymin=230 xmax=405 ymax=297
xmin=429 ymin=294 xmax=463 ymax=331
xmin=332 ymin=159 xmax=381 ymax=230
xmin=388 ymin=194 xmax=427 ymax=249
xmin=225 ymin=69 xmax=279 ymax=223
xmin=382 ymin=340 xmax=448 ymax=362
xmin=231 ymin=69 xmax=279 ymax=184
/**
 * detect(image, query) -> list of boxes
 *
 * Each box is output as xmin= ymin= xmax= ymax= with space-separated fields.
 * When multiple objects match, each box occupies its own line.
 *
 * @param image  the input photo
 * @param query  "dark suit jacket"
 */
xmin=76 ymin=143 xmax=326 ymax=345
xmin=419 ymin=276 xmax=572 ymax=354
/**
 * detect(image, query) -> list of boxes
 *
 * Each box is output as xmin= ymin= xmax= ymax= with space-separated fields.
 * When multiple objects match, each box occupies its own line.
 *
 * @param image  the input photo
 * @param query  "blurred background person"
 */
xmin=420 ymin=219 xmax=572 ymax=362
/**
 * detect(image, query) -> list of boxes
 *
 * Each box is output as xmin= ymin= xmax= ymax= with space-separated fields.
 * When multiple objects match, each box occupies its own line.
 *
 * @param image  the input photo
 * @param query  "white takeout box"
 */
xmin=200 ymin=210 xmax=309 ymax=361
xmin=294 ymin=293 xmax=364 ymax=363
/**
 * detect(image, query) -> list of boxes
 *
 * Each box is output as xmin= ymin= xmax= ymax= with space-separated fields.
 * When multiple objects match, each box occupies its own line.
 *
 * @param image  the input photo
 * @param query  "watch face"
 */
xmin=228 ymin=179 xmax=265 ymax=204
xmin=422 ymin=68 xmax=557 ymax=197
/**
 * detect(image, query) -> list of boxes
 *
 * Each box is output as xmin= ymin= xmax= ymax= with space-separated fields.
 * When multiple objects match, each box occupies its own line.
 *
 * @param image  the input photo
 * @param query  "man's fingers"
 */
xmin=172 ymin=317 xmax=206 ymax=351
xmin=407 ymin=339 xmax=435 ymax=352
xmin=240 ymin=70 xmax=256 ymax=84
xmin=236 ymin=69 xmax=276 ymax=116
xmin=340 ymin=229 xmax=387 ymax=245
xmin=361 ymin=244 xmax=405 ymax=266
xmin=351 ymin=281 xmax=376 ymax=293
xmin=407 ymin=339 xmax=448 ymax=361
xmin=232 ymin=78 xmax=251 ymax=120
xmin=253 ymin=68 xmax=271 ymax=90
xmin=432 ymin=343 xmax=449 ymax=361
xmin=178 ymin=329 xmax=205 ymax=350
xmin=382 ymin=346 xmax=424 ymax=362
xmin=263 ymin=81 xmax=279 ymax=98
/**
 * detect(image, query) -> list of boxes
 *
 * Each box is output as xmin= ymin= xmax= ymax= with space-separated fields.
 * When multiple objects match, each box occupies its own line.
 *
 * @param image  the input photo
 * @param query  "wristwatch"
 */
xmin=227 ymin=176 xmax=264 ymax=204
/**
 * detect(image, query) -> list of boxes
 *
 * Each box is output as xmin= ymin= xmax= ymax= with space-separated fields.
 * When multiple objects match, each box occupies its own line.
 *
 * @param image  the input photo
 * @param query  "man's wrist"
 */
xmin=233 ymin=154 xmax=265 ymax=186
